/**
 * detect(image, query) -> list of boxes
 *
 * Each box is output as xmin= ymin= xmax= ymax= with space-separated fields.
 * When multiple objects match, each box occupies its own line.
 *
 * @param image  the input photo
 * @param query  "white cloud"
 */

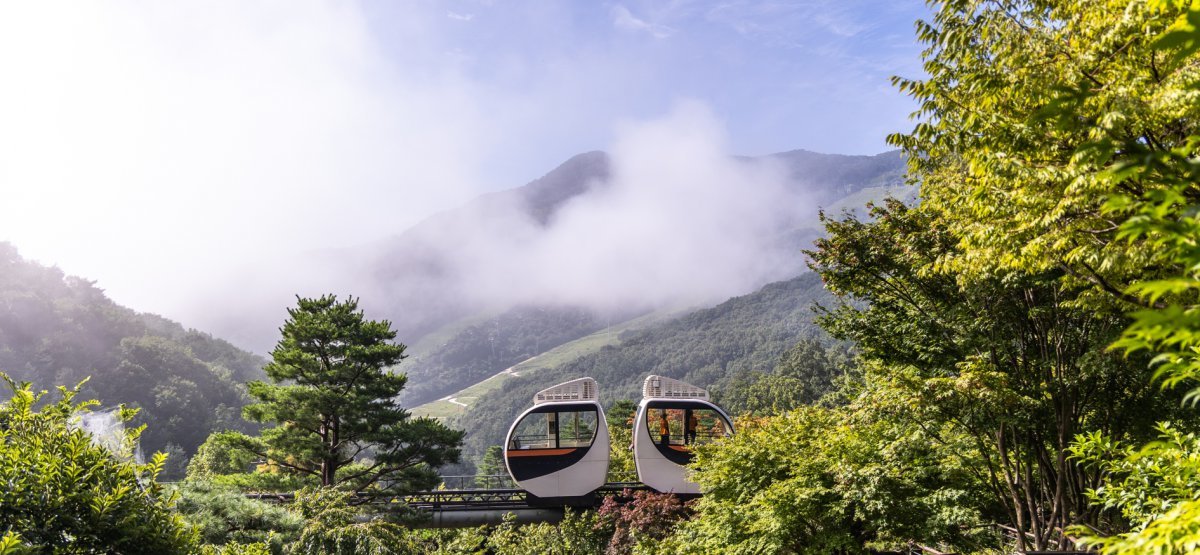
xmin=612 ymin=5 xmax=675 ymax=39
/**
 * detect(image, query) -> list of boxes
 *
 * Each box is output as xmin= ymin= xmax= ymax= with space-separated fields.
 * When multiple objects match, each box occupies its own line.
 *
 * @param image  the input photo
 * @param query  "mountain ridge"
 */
xmin=0 ymin=242 xmax=264 ymax=468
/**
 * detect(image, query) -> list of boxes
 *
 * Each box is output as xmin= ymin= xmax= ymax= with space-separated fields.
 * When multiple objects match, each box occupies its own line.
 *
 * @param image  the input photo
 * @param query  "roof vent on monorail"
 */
xmin=534 ymin=377 xmax=598 ymax=404
xmin=642 ymin=375 xmax=709 ymax=400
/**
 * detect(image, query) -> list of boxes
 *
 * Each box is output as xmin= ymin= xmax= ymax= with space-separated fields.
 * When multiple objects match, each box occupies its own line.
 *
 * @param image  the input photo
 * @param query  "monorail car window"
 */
xmin=559 ymin=410 xmax=598 ymax=448
xmin=645 ymin=406 xmax=729 ymax=447
xmin=509 ymin=407 xmax=598 ymax=450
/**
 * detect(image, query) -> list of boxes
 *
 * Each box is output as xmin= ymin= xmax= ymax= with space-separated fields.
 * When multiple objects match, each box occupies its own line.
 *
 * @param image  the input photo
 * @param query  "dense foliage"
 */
xmin=879 ymin=0 xmax=1200 ymax=551
xmin=664 ymin=393 xmax=989 ymax=554
xmin=714 ymin=338 xmax=850 ymax=414
xmin=172 ymin=481 xmax=302 ymax=549
xmin=808 ymin=199 xmax=1183 ymax=550
xmin=287 ymin=488 xmax=417 ymax=555
xmin=0 ymin=374 xmax=197 ymax=553
xmin=0 ymin=243 xmax=262 ymax=457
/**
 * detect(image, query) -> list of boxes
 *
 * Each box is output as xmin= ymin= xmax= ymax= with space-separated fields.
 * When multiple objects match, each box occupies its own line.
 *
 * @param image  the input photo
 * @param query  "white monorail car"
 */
xmin=503 ymin=377 xmax=610 ymax=502
xmin=633 ymin=375 xmax=733 ymax=494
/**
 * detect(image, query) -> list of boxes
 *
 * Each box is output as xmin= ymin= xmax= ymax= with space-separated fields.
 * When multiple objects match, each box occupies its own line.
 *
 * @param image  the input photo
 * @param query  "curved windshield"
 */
xmin=509 ymin=407 xmax=598 ymax=450
xmin=645 ymin=406 xmax=729 ymax=448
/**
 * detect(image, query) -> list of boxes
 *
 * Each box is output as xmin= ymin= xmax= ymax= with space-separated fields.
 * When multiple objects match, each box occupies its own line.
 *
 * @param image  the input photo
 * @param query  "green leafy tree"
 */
xmin=888 ymin=0 xmax=1200 ymax=550
xmin=483 ymin=511 xmax=607 ymax=555
xmin=0 ymin=373 xmax=197 ymax=553
xmin=404 ymin=526 xmax=489 ymax=554
xmin=1062 ymin=3 xmax=1200 ymax=552
xmin=715 ymin=339 xmax=849 ymax=415
xmin=187 ymin=431 xmax=261 ymax=481
xmin=198 ymin=542 xmax=276 ymax=555
xmin=809 ymin=199 xmax=1180 ymax=550
xmin=889 ymin=0 xmax=1197 ymax=295
xmin=664 ymin=395 xmax=988 ymax=555
xmin=1072 ymin=424 xmax=1200 ymax=530
xmin=1071 ymin=424 xmax=1200 ymax=553
xmin=238 ymin=295 xmax=464 ymax=495
xmin=187 ymin=431 xmax=316 ymax=492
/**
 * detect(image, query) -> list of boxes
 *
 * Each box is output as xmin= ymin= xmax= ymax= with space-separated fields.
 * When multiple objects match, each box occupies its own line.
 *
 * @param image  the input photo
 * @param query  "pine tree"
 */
xmin=242 ymin=294 xmax=463 ymax=494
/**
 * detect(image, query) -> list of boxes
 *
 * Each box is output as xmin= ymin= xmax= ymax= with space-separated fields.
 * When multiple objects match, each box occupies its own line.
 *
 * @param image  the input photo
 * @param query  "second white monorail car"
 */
xmin=632 ymin=375 xmax=734 ymax=494
xmin=503 ymin=377 xmax=610 ymax=502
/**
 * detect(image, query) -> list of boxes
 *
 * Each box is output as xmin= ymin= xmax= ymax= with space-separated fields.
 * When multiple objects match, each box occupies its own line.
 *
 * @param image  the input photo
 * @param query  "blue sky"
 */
xmin=0 ymin=0 xmax=931 ymax=330
xmin=361 ymin=0 xmax=929 ymax=186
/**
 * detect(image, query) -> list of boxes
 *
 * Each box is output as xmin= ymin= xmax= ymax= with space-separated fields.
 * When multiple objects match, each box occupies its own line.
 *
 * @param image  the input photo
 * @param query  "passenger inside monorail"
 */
xmin=645 ymin=407 xmax=728 ymax=448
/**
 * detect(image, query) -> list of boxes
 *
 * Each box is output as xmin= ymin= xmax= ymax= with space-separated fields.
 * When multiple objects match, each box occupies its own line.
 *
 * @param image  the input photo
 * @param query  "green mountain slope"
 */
xmin=411 ymin=305 xmax=688 ymax=419
xmin=447 ymin=271 xmax=834 ymax=467
xmin=398 ymin=305 xmax=627 ymax=406
xmin=0 ymin=243 xmax=263 ymax=461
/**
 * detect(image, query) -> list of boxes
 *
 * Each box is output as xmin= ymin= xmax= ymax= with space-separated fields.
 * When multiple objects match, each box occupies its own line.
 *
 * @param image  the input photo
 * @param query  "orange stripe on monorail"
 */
xmin=506 ymin=448 xmax=579 ymax=457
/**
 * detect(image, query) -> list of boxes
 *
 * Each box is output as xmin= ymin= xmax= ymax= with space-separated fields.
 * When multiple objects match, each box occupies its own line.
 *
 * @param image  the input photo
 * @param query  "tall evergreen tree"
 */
xmin=241 ymin=295 xmax=463 ymax=493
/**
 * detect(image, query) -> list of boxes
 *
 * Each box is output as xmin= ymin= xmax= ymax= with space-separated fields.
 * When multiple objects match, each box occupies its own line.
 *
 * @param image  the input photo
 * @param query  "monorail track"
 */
xmin=244 ymin=482 xmax=658 ymax=528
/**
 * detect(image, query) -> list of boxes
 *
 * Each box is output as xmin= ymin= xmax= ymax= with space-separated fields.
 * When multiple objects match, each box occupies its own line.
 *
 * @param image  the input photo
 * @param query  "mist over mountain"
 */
xmin=366 ymin=145 xmax=905 ymax=348
xmin=190 ymin=107 xmax=904 ymax=358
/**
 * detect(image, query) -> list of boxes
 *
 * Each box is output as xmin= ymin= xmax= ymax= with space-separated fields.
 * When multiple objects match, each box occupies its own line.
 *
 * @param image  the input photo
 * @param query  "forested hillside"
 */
xmin=399 ymin=305 xmax=637 ymax=406
xmin=451 ymin=271 xmax=840 ymax=467
xmin=0 ymin=243 xmax=262 ymax=459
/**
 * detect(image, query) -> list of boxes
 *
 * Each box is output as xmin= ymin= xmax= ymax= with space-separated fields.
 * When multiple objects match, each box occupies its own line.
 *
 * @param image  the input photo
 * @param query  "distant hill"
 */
xmin=768 ymin=148 xmax=906 ymax=205
xmin=0 ymin=243 xmax=263 ymax=463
